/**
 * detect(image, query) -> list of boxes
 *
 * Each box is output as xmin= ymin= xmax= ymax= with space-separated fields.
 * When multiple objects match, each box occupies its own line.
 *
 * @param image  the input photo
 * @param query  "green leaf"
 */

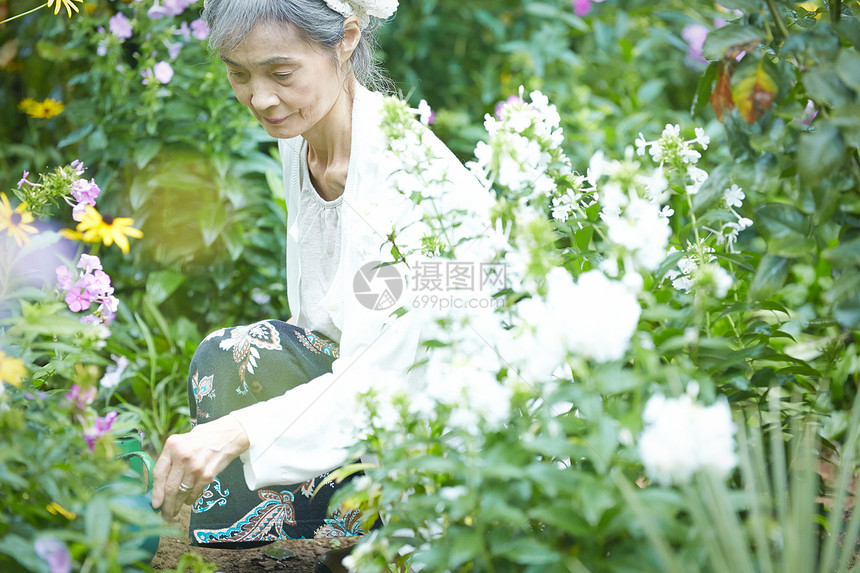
xmin=0 ymin=534 xmax=51 ymax=573
xmin=496 ymin=538 xmax=559 ymax=565
xmin=85 ymin=495 xmax=112 ymax=545
xmin=57 ymin=123 xmax=95 ymax=148
xmin=754 ymin=204 xmax=815 ymax=257
xmin=748 ymin=254 xmax=788 ymax=299
xmin=145 ymin=270 xmax=186 ymax=306
xmin=836 ymin=48 xmax=860 ymax=92
xmin=692 ymin=61 xmax=720 ymax=116
xmin=134 ymin=140 xmax=161 ymax=169
xmin=829 ymin=104 xmax=860 ymax=148
xmin=823 ymin=237 xmax=860 ymax=268
xmin=803 ymin=68 xmax=853 ymax=108
xmin=798 ymin=120 xmax=846 ymax=185
xmin=702 ymin=25 xmax=764 ymax=60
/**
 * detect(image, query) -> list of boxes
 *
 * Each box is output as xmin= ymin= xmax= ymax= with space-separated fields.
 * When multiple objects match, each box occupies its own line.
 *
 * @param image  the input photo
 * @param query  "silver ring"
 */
xmin=178 ymin=482 xmax=193 ymax=494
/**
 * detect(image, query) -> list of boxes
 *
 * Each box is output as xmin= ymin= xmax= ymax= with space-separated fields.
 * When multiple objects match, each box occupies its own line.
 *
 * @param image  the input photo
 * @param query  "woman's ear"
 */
xmin=340 ymin=15 xmax=361 ymax=63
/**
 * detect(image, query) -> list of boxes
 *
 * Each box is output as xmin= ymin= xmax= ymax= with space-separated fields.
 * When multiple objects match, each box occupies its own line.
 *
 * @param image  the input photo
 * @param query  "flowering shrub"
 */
xmin=333 ymin=81 xmax=859 ymax=571
xmin=0 ymin=163 xmax=170 ymax=572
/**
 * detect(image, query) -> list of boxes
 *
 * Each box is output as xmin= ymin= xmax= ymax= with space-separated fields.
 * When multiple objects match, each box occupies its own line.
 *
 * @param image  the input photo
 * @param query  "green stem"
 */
xmin=0 ymin=3 xmax=48 ymax=26
xmin=764 ymin=0 xmax=791 ymax=39
xmin=830 ymin=0 xmax=842 ymax=23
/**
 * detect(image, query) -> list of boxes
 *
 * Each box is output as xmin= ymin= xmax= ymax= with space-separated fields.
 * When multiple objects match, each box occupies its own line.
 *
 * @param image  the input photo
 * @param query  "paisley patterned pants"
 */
xmin=187 ymin=319 xmax=364 ymax=547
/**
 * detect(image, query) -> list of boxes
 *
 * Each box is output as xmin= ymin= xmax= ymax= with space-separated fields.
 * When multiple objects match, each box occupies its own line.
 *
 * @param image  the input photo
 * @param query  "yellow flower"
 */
xmin=46 ymin=501 xmax=77 ymax=520
xmin=0 ymin=351 xmax=26 ymax=388
xmin=19 ymin=97 xmax=64 ymax=119
xmin=47 ymin=0 xmax=83 ymax=18
xmin=0 ymin=192 xmax=38 ymax=247
xmin=73 ymin=205 xmax=143 ymax=254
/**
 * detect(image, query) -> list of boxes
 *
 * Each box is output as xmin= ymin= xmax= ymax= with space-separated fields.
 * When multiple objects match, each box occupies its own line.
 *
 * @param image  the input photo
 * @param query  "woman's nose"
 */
xmin=249 ymin=80 xmax=279 ymax=111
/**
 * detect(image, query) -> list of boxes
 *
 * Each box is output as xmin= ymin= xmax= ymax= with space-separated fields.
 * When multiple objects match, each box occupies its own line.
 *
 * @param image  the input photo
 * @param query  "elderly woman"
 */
xmin=151 ymin=0 xmax=487 ymax=566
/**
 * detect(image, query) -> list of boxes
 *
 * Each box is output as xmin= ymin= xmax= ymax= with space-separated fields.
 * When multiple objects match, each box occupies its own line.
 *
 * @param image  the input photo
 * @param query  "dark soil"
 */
xmin=151 ymin=505 xmax=360 ymax=572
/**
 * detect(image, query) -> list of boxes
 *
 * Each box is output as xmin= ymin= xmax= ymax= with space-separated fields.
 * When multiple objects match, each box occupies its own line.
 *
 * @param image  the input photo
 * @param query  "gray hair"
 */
xmin=202 ymin=0 xmax=391 ymax=92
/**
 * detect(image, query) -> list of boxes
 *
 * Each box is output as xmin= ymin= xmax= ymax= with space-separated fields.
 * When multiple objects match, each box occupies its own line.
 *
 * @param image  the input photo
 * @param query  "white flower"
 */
xmin=699 ymin=263 xmax=733 ymax=298
xmin=662 ymin=123 xmax=681 ymax=138
xmin=602 ymin=196 xmax=672 ymax=271
xmin=639 ymin=391 xmax=737 ymax=486
xmin=635 ymin=132 xmax=649 ymax=156
xmin=723 ymin=184 xmax=745 ymax=208
xmin=416 ymin=99 xmax=433 ymax=126
xmin=686 ymin=165 xmax=709 ymax=195
xmin=323 ymin=0 xmax=398 ymax=27
xmin=680 ymin=146 xmax=701 ymax=164
xmin=100 ymin=355 xmax=130 ymax=389
xmin=693 ymin=127 xmax=710 ymax=150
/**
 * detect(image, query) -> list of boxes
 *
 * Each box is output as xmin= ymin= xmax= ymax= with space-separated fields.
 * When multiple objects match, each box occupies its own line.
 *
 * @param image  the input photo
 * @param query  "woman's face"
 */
xmin=221 ymin=22 xmax=346 ymax=140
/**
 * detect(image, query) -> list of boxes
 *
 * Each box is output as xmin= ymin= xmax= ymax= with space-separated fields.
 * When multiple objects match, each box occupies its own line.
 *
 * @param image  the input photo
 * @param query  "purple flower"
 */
xmin=97 ymin=43 xmax=108 ymax=57
xmin=56 ymin=265 xmax=74 ymax=291
xmin=109 ymin=12 xmax=133 ymax=40
xmin=164 ymin=0 xmax=194 ymax=16
xmin=142 ymin=61 xmax=174 ymax=85
xmin=190 ymin=18 xmax=210 ymax=41
xmin=176 ymin=21 xmax=191 ymax=41
xmin=70 ymin=178 xmax=101 ymax=206
xmin=65 ymin=283 xmax=92 ymax=312
xmin=34 ymin=537 xmax=72 ymax=573
xmin=65 ymin=384 xmax=96 ymax=410
xmin=72 ymin=202 xmax=88 ymax=222
xmin=682 ymin=24 xmax=709 ymax=67
xmin=165 ymin=40 xmax=183 ymax=60
xmin=83 ymin=411 xmax=118 ymax=451
xmin=70 ymin=160 xmax=85 ymax=176
xmin=495 ymin=95 xmax=524 ymax=120
xmin=17 ymin=170 xmax=35 ymax=189
xmin=798 ymin=99 xmax=818 ymax=126
xmin=147 ymin=2 xmax=168 ymax=19
xmin=77 ymin=254 xmax=102 ymax=274
xmin=153 ymin=61 xmax=174 ymax=83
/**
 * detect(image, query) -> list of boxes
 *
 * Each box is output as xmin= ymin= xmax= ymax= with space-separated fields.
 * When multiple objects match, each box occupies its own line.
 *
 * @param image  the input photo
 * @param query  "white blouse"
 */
xmin=296 ymin=139 xmax=342 ymax=342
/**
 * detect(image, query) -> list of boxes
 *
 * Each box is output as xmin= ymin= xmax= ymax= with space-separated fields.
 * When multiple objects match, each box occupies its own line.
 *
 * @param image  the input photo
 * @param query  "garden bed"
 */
xmin=151 ymin=506 xmax=360 ymax=573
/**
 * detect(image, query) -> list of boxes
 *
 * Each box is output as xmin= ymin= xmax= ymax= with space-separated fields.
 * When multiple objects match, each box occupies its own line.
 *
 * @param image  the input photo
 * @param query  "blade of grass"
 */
xmin=737 ymin=412 xmax=775 ymax=573
xmin=823 ymin=389 xmax=860 ymax=571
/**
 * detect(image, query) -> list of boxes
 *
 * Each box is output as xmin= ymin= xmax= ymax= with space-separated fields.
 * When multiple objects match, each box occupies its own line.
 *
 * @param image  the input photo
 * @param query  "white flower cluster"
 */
xmin=664 ymin=245 xmax=733 ymax=298
xmin=710 ymin=184 xmax=754 ymax=253
xmin=636 ymin=124 xmax=710 ymax=166
xmin=639 ymin=386 xmax=738 ymax=486
xmin=588 ymin=149 xmax=673 ymax=274
xmin=508 ymin=268 xmax=641 ymax=379
xmin=467 ymin=89 xmax=572 ymax=203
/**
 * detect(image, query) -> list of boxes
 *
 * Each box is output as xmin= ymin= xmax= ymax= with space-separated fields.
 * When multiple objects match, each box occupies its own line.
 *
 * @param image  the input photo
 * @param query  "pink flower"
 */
xmin=70 ymin=160 xmax=84 ymax=176
xmin=65 ymin=384 xmax=96 ymax=410
xmin=70 ymin=178 xmax=101 ymax=206
xmin=83 ymin=410 xmax=118 ymax=451
xmin=164 ymin=0 xmax=194 ymax=16
xmin=109 ymin=12 xmax=133 ymax=40
xmin=147 ymin=2 xmax=168 ymax=19
xmin=34 ymin=537 xmax=72 ymax=573
xmin=190 ymin=18 xmax=210 ymax=41
xmin=165 ymin=40 xmax=183 ymax=60
xmin=88 ymin=270 xmax=114 ymax=297
xmin=17 ymin=170 xmax=35 ymax=189
xmin=77 ymin=254 xmax=102 ymax=274
xmin=56 ymin=265 xmax=74 ymax=291
xmin=573 ymin=0 xmax=605 ymax=18
xmin=176 ymin=21 xmax=191 ymax=41
xmin=65 ymin=283 xmax=92 ymax=312
xmin=72 ymin=202 xmax=88 ymax=221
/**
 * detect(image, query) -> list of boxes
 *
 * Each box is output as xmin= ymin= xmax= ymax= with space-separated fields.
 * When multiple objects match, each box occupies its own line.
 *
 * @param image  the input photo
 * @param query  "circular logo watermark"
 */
xmin=353 ymin=260 xmax=404 ymax=311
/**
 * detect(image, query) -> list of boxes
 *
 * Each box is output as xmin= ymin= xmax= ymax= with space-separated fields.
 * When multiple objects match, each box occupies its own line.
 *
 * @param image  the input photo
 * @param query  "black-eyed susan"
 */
xmin=0 ymin=0 xmax=82 ymax=25
xmin=0 ymin=192 xmax=38 ymax=247
xmin=0 ymin=350 xmax=26 ymax=388
xmin=71 ymin=205 xmax=143 ymax=254
xmin=18 ymin=97 xmax=64 ymax=119
xmin=47 ymin=0 xmax=84 ymax=18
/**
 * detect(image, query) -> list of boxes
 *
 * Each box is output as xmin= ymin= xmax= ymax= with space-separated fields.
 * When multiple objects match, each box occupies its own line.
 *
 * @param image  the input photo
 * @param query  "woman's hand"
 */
xmin=151 ymin=414 xmax=250 ymax=520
